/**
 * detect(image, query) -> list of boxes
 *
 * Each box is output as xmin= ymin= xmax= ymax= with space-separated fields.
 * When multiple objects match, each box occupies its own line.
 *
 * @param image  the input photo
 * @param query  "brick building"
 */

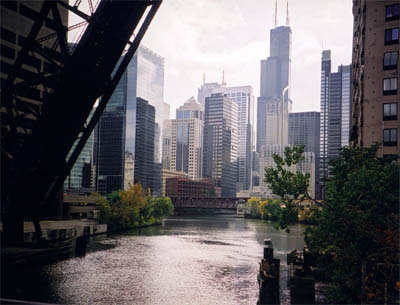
xmin=350 ymin=1 xmax=399 ymax=156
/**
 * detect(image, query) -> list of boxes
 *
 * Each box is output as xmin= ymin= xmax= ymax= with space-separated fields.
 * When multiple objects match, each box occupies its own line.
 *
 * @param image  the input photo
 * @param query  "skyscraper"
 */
xmin=289 ymin=112 xmax=321 ymax=199
xmin=170 ymin=97 xmax=203 ymax=179
xmin=328 ymin=65 xmax=351 ymax=162
xmin=212 ymin=86 xmax=254 ymax=191
xmin=351 ymin=1 xmax=399 ymax=157
xmin=257 ymin=25 xmax=292 ymax=152
xmin=197 ymin=79 xmax=255 ymax=191
xmin=319 ymin=50 xmax=351 ymax=197
xmin=134 ymin=98 xmax=156 ymax=193
xmin=95 ymin=45 xmax=167 ymax=194
xmin=203 ymin=93 xmax=238 ymax=197
xmin=197 ymin=81 xmax=224 ymax=107
xmin=319 ymin=50 xmax=331 ymax=186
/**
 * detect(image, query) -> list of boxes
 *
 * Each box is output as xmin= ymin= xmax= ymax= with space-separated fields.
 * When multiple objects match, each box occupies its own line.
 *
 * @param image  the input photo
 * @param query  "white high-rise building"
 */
xmin=212 ymin=86 xmax=254 ymax=191
xmin=198 ymin=81 xmax=255 ymax=191
xmin=170 ymin=97 xmax=203 ymax=179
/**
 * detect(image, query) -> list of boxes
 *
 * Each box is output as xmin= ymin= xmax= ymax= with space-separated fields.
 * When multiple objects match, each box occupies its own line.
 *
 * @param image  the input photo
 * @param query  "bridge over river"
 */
xmin=169 ymin=197 xmax=250 ymax=210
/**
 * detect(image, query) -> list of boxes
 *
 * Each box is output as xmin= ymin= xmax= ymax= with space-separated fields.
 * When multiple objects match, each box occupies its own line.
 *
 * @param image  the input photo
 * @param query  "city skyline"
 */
xmin=68 ymin=1 xmax=353 ymax=118
xmin=141 ymin=0 xmax=353 ymax=117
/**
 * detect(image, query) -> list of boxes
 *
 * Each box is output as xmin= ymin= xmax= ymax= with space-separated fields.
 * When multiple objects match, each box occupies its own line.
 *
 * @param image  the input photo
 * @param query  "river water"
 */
xmin=4 ymin=215 xmax=306 ymax=305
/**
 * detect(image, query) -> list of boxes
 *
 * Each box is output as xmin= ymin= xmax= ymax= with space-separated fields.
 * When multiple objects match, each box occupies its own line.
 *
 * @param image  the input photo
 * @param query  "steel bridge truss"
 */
xmin=1 ymin=0 xmax=162 ymax=244
xmin=170 ymin=197 xmax=250 ymax=210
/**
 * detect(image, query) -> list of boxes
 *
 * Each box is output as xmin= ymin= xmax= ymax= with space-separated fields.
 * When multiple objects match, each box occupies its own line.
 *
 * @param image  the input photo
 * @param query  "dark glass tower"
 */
xmin=257 ymin=25 xmax=292 ymax=152
xmin=134 ymin=98 xmax=156 ymax=193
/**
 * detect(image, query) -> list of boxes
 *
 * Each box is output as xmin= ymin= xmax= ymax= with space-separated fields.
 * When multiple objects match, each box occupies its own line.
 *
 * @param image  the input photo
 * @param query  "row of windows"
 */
xmin=383 ymin=6 xmax=399 ymax=149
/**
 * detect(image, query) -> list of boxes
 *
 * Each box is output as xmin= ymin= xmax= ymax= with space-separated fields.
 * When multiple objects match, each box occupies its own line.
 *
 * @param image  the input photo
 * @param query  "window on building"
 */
xmin=383 ymin=128 xmax=398 ymax=146
xmin=383 ymin=77 xmax=398 ymax=95
xmin=385 ymin=28 xmax=399 ymax=45
xmin=383 ymin=51 xmax=398 ymax=70
xmin=386 ymin=4 xmax=399 ymax=21
xmin=383 ymin=103 xmax=398 ymax=120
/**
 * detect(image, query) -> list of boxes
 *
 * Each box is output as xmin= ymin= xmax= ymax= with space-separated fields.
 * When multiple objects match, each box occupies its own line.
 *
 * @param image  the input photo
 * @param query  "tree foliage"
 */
xmin=264 ymin=145 xmax=310 ymax=231
xmin=264 ymin=143 xmax=399 ymax=303
xmin=246 ymin=197 xmax=261 ymax=218
xmin=96 ymin=183 xmax=174 ymax=231
xmin=258 ymin=198 xmax=282 ymax=221
xmin=305 ymin=144 xmax=399 ymax=303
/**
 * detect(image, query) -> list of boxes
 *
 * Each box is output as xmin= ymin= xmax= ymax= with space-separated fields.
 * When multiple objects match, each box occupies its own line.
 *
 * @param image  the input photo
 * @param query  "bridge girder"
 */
xmin=170 ymin=197 xmax=250 ymax=210
xmin=1 ymin=0 xmax=162 ymax=244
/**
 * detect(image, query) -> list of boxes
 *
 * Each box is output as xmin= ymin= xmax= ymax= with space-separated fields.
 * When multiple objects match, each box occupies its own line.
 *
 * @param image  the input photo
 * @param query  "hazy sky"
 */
xmin=141 ymin=0 xmax=353 ymax=118
xmin=70 ymin=0 xmax=353 ymax=118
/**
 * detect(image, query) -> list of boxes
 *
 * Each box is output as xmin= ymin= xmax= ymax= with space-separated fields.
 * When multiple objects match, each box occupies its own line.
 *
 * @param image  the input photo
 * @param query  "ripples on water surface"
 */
xmin=3 ymin=215 xmax=306 ymax=305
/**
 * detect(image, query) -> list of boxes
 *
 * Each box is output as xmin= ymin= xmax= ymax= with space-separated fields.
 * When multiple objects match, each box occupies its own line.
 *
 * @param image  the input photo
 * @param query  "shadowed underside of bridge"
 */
xmin=1 ymin=0 xmax=162 ymax=244
xmin=170 ymin=197 xmax=250 ymax=210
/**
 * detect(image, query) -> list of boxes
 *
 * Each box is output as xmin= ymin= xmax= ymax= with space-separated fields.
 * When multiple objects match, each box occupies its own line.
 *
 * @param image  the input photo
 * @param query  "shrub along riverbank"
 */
xmin=245 ymin=197 xmax=319 ymax=225
xmin=96 ymin=183 xmax=173 ymax=232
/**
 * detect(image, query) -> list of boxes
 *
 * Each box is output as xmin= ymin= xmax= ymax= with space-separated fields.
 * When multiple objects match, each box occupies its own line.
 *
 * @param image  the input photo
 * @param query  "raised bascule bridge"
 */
xmin=1 ymin=0 xmax=162 ymax=245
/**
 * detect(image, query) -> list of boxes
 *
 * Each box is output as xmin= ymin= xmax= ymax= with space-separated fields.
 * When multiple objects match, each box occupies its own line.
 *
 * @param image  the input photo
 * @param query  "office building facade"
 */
xmin=351 ymin=1 xmax=399 ymax=156
xmin=95 ymin=45 xmax=166 ymax=194
xmin=213 ymin=86 xmax=254 ymax=191
xmin=134 ymin=98 xmax=157 ymax=193
xmin=289 ymin=112 xmax=320 ymax=199
xmin=319 ymin=50 xmax=351 ymax=197
xmin=170 ymin=97 xmax=203 ymax=179
xmin=203 ymin=93 xmax=238 ymax=197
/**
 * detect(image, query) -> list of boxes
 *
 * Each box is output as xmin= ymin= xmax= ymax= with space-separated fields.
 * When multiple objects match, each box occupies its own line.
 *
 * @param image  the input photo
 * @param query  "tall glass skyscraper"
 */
xmin=134 ymin=98 xmax=156 ymax=194
xmin=95 ymin=46 xmax=167 ymax=194
xmin=319 ymin=50 xmax=331 ymax=193
xmin=319 ymin=50 xmax=351 ymax=198
xmin=257 ymin=25 xmax=292 ymax=152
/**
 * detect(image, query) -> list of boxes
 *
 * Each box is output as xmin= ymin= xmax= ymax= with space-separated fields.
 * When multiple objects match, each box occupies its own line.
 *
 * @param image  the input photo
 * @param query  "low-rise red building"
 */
xmin=165 ymin=178 xmax=219 ymax=197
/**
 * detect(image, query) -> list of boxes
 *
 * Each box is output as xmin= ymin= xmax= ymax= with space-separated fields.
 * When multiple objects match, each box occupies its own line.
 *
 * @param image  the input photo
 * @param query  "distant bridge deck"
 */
xmin=169 ymin=197 xmax=250 ymax=210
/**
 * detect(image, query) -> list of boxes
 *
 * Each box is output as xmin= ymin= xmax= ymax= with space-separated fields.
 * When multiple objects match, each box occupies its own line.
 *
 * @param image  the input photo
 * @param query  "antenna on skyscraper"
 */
xmin=203 ymin=72 xmax=205 ymax=85
xmin=222 ymin=70 xmax=226 ymax=86
xmin=286 ymin=0 xmax=290 ymax=26
xmin=274 ymin=0 xmax=278 ymax=28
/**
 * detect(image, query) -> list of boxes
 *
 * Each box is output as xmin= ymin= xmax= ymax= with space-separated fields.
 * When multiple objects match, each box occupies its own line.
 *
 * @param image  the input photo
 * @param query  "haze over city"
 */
xmin=142 ymin=0 xmax=353 ymax=115
xmin=69 ymin=0 xmax=353 ymax=115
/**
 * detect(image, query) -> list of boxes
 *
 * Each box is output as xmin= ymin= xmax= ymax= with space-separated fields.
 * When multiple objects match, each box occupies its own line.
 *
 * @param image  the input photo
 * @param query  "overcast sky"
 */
xmin=140 ymin=0 xmax=353 ymax=118
xmin=70 ymin=0 xmax=353 ymax=118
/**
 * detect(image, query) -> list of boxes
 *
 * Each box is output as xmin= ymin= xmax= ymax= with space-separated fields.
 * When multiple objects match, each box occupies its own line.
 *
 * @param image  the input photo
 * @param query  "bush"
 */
xmin=96 ymin=183 xmax=174 ymax=231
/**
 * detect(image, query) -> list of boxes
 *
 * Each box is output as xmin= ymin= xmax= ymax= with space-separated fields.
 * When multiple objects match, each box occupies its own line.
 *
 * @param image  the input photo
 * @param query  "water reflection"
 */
xmin=2 ymin=215 xmax=306 ymax=305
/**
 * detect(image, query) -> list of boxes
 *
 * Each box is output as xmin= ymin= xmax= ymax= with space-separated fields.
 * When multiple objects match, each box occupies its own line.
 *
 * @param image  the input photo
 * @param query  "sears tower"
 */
xmin=257 ymin=2 xmax=292 ymax=151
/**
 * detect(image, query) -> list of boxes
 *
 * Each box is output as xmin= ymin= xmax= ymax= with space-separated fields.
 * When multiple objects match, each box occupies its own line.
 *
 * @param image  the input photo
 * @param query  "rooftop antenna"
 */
xmin=286 ymin=0 xmax=290 ymax=26
xmin=274 ymin=0 xmax=278 ymax=28
xmin=222 ymin=70 xmax=225 ymax=86
xmin=203 ymin=72 xmax=205 ymax=85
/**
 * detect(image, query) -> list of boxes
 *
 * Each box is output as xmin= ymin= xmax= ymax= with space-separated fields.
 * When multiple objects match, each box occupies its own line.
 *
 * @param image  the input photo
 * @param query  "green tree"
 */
xmin=264 ymin=145 xmax=311 ymax=231
xmin=246 ymin=197 xmax=261 ymax=217
xmin=304 ymin=144 xmax=399 ymax=304
xmin=258 ymin=198 xmax=282 ymax=221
